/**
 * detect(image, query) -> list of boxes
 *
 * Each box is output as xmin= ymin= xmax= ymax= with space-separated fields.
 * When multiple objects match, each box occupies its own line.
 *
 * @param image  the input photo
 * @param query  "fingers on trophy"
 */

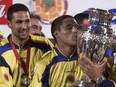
xmin=76 ymin=8 xmax=116 ymax=87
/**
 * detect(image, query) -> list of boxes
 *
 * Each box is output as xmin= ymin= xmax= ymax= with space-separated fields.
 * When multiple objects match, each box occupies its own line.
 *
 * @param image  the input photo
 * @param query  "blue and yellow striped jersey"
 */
xmin=0 ymin=34 xmax=54 ymax=87
xmin=31 ymin=47 xmax=83 ymax=87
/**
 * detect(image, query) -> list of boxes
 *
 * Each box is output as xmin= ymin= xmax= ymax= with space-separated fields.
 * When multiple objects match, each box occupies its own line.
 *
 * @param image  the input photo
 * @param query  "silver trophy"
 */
xmin=88 ymin=8 xmax=115 ymax=62
xmin=76 ymin=8 xmax=115 ymax=87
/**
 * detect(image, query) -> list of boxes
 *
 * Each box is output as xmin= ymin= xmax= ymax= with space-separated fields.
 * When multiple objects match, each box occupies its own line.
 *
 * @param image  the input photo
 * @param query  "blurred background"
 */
xmin=0 ymin=0 xmax=116 ymax=39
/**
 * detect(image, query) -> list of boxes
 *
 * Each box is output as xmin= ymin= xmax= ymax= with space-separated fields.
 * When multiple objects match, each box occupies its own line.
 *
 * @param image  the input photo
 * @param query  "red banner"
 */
xmin=0 ymin=0 xmax=12 ymax=25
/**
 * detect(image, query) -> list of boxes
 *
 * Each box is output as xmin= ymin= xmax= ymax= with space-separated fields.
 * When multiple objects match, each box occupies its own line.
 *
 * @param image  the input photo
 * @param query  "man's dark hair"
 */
xmin=74 ymin=13 xmax=89 ymax=25
xmin=51 ymin=15 xmax=73 ymax=41
xmin=30 ymin=13 xmax=42 ymax=22
xmin=7 ymin=3 xmax=30 ymax=21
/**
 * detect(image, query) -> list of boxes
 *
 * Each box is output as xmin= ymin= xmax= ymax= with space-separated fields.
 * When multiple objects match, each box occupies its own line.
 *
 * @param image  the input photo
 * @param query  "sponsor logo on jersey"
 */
xmin=67 ymin=75 xmax=75 ymax=83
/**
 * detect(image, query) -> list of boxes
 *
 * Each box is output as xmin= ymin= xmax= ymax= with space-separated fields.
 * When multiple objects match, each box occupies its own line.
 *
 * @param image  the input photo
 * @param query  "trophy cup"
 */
xmin=89 ymin=8 xmax=115 ymax=62
xmin=76 ymin=8 xmax=115 ymax=87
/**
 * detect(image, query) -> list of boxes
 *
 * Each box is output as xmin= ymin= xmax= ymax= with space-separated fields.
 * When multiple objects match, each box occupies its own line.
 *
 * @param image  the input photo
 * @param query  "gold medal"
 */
xmin=21 ymin=75 xmax=31 ymax=86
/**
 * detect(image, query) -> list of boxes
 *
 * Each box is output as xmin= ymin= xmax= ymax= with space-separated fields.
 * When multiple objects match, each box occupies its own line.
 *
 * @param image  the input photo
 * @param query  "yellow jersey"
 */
xmin=0 ymin=34 xmax=54 ymax=87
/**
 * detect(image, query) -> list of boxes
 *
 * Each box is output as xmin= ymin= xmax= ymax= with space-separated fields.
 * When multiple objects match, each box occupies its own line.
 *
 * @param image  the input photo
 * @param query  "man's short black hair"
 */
xmin=51 ymin=15 xmax=73 ymax=41
xmin=7 ymin=3 xmax=30 ymax=21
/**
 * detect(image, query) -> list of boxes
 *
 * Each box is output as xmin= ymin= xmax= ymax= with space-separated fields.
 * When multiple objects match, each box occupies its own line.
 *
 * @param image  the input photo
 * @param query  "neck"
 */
xmin=11 ymin=34 xmax=29 ymax=47
xmin=56 ymin=43 xmax=76 ymax=58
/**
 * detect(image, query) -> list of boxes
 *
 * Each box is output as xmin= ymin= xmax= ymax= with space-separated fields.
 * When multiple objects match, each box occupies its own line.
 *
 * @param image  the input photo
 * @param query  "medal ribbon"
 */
xmin=10 ymin=36 xmax=30 ymax=76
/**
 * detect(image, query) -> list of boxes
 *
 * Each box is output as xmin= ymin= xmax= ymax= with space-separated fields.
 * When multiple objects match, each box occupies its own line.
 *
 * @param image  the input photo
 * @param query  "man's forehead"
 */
xmin=62 ymin=18 xmax=78 ymax=25
xmin=12 ymin=11 xmax=30 ymax=18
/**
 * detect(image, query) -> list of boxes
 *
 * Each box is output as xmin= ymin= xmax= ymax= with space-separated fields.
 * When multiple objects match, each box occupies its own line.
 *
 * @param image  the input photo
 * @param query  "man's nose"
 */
xmin=22 ymin=22 xmax=28 ymax=29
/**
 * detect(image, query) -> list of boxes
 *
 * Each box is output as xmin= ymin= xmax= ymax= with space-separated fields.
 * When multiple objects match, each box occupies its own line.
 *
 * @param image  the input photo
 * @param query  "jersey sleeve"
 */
xmin=0 ymin=56 xmax=14 ymax=87
xmin=30 ymin=51 xmax=52 ymax=87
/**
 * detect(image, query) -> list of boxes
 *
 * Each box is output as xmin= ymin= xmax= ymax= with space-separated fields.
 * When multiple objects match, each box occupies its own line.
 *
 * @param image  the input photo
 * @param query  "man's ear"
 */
xmin=54 ymin=31 xmax=59 ymax=38
xmin=7 ymin=20 xmax=11 ymax=28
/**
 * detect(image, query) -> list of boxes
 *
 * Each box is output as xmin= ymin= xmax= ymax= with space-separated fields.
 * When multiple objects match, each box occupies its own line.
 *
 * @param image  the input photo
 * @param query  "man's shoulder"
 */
xmin=38 ymin=48 xmax=56 ymax=62
xmin=30 ymin=34 xmax=49 ymax=42
xmin=42 ymin=48 xmax=56 ymax=57
xmin=0 ymin=55 xmax=9 ymax=67
xmin=36 ymin=49 xmax=57 ymax=67
xmin=0 ymin=38 xmax=9 ymax=46
xmin=30 ymin=35 xmax=54 ymax=48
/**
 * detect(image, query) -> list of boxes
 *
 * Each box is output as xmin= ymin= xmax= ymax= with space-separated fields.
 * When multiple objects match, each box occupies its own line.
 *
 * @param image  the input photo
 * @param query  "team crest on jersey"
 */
xmin=67 ymin=75 xmax=75 ymax=83
xmin=35 ymin=0 xmax=68 ymax=24
xmin=4 ymin=73 xmax=9 ymax=81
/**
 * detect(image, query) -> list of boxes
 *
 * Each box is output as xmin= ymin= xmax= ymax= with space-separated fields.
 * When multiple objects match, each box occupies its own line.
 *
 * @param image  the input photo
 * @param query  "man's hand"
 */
xmin=79 ymin=56 xmax=107 ymax=81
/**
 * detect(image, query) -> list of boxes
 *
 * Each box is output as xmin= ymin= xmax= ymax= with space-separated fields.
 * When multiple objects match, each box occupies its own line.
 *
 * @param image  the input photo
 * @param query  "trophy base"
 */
xmin=75 ymin=80 xmax=96 ymax=87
